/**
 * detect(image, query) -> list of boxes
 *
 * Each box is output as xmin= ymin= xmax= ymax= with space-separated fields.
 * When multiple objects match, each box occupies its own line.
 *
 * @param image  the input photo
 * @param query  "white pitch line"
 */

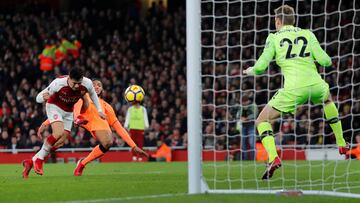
xmin=57 ymin=193 xmax=188 ymax=203
xmin=90 ymin=171 xmax=167 ymax=175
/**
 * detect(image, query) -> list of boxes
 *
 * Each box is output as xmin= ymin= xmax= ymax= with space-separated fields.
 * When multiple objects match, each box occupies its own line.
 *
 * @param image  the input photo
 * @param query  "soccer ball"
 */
xmin=124 ymin=85 xmax=145 ymax=103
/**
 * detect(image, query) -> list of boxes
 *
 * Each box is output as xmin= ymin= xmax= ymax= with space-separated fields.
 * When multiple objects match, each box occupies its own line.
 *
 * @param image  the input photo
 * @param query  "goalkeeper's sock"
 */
xmin=81 ymin=144 xmax=107 ymax=166
xmin=324 ymin=102 xmax=346 ymax=147
xmin=257 ymin=122 xmax=278 ymax=163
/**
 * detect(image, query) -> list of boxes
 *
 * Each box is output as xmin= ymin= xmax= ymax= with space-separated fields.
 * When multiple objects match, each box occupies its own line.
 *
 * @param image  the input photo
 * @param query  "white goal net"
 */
xmin=195 ymin=0 xmax=360 ymax=198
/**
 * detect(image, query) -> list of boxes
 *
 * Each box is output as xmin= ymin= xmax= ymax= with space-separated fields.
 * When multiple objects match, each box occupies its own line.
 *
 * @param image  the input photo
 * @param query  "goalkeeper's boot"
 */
xmin=339 ymin=142 xmax=350 ymax=155
xmin=33 ymin=158 xmax=44 ymax=175
xmin=22 ymin=159 xmax=33 ymax=178
xmin=74 ymin=159 xmax=85 ymax=176
xmin=262 ymin=156 xmax=282 ymax=180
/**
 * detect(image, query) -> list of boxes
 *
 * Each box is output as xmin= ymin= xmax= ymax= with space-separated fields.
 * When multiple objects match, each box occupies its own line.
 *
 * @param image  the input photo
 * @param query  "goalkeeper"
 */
xmin=243 ymin=5 xmax=349 ymax=180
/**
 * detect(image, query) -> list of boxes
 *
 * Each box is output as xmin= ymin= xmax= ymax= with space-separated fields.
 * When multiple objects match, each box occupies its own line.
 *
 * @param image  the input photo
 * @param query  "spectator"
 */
xmin=11 ymin=136 xmax=19 ymax=154
xmin=125 ymin=102 xmax=149 ymax=161
xmin=13 ymin=127 xmax=27 ymax=148
xmin=236 ymin=94 xmax=257 ymax=160
xmin=169 ymin=128 xmax=183 ymax=147
xmin=26 ymin=134 xmax=42 ymax=151
xmin=280 ymin=119 xmax=295 ymax=145
xmin=62 ymin=137 xmax=72 ymax=148
xmin=73 ymin=136 xmax=84 ymax=148
xmin=144 ymin=131 xmax=157 ymax=147
xmin=0 ymin=130 xmax=11 ymax=149
xmin=114 ymin=137 xmax=126 ymax=147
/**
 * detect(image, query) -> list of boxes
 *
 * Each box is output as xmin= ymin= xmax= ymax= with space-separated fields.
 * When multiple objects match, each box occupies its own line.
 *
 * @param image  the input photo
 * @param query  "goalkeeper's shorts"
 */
xmin=268 ymin=81 xmax=330 ymax=114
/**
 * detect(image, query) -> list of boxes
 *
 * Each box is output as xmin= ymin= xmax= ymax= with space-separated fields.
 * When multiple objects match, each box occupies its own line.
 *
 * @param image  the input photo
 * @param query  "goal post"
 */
xmin=186 ymin=0 xmax=203 ymax=194
xmin=187 ymin=0 xmax=360 ymax=198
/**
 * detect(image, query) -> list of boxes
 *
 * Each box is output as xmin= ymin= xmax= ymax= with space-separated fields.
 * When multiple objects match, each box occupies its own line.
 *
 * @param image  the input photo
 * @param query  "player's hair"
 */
xmin=69 ymin=68 xmax=84 ymax=81
xmin=91 ymin=78 xmax=102 ymax=83
xmin=274 ymin=5 xmax=295 ymax=25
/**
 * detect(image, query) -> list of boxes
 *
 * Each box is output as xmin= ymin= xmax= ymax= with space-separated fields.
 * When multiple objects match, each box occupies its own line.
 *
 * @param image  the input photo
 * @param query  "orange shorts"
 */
xmin=83 ymin=117 xmax=111 ymax=133
xmin=74 ymin=94 xmax=113 ymax=139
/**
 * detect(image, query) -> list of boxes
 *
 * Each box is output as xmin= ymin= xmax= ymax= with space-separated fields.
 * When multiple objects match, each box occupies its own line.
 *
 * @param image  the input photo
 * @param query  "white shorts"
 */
xmin=46 ymin=103 xmax=73 ymax=131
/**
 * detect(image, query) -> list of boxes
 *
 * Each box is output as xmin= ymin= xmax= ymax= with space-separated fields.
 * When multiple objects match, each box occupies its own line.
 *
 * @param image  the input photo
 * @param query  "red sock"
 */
xmin=47 ymin=135 xmax=57 ymax=146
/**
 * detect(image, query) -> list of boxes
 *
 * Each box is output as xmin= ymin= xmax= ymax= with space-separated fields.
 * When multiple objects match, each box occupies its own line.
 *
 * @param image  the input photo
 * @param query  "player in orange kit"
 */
xmin=22 ymin=79 xmax=148 ymax=178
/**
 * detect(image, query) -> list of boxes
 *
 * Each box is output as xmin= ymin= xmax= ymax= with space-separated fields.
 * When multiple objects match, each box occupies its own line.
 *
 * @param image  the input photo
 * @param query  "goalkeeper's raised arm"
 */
xmin=243 ymin=34 xmax=275 ymax=75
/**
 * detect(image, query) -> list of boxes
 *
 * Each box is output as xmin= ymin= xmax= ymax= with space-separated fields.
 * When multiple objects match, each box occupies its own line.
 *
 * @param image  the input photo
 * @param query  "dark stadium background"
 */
xmin=0 ymin=0 xmax=358 ymax=154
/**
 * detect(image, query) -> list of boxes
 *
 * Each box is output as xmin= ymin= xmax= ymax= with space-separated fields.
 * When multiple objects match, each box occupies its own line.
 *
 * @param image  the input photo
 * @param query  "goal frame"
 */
xmin=186 ymin=0 xmax=360 ymax=198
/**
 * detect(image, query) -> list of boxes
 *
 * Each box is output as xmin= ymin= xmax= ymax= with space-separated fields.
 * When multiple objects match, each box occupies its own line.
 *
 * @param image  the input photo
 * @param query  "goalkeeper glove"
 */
xmin=243 ymin=66 xmax=255 ymax=75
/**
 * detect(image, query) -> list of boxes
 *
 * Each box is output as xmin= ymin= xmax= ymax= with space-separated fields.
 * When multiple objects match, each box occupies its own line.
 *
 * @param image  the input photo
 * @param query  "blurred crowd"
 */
xmin=0 ymin=0 xmax=359 ymax=153
xmin=0 ymin=1 xmax=187 ymax=151
xmin=201 ymin=0 xmax=360 ymax=152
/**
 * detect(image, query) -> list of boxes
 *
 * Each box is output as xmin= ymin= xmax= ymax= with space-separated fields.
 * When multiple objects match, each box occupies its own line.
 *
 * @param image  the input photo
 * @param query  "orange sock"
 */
xmin=81 ymin=145 xmax=105 ymax=166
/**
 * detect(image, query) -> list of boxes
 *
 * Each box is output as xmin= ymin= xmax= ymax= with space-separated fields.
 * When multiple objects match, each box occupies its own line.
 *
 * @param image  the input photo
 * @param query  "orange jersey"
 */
xmin=74 ymin=94 xmax=118 ymax=132
xmin=41 ymin=94 xmax=136 ymax=147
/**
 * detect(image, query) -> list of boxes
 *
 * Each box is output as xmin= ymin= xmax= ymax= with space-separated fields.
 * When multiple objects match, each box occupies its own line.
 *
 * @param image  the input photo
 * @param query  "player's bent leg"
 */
xmin=96 ymin=130 xmax=113 ymax=150
xmin=33 ymin=121 xmax=65 ymax=175
xmin=259 ymin=124 xmax=282 ymax=180
xmin=74 ymin=130 xmax=111 ymax=176
xmin=324 ymin=97 xmax=349 ymax=154
xmin=52 ymin=131 xmax=68 ymax=150
xmin=256 ymin=105 xmax=282 ymax=180
xmin=256 ymin=104 xmax=282 ymax=125
xmin=256 ymin=104 xmax=281 ymax=163
xmin=32 ymin=132 xmax=59 ymax=175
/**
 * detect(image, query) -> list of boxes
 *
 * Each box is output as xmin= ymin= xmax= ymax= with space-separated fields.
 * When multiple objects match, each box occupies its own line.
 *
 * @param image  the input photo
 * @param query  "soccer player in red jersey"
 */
xmin=23 ymin=79 xmax=147 ymax=178
xmin=22 ymin=68 xmax=105 ymax=177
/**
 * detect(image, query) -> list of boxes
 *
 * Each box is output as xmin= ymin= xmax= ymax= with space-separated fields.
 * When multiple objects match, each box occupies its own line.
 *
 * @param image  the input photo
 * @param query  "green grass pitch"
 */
xmin=0 ymin=161 xmax=359 ymax=203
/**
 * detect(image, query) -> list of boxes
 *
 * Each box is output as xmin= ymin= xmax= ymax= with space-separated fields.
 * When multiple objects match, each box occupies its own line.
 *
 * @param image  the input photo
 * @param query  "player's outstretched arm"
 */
xmin=309 ymin=32 xmax=332 ymax=67
xmin=112 ymin=121 xmax=148 ymax=158
xmin=106 ymin=103 xmax=137 ymax=148
xmin=243 ymin=34 xmax=275 ymax=75
xmin=106 ymin=103 xmax=148 ymax=157
xmin=132 ymin=146 xmax=149 ymax=158
xmin=104 ymin=101 xmax=149 ymax=158
xmin=36 ymin=88 xmax=50 ymax=103
xmin=36 ymin=79 xmax=59 ymax=103
xmin=112 ymin=121 xmax=136 ymax=148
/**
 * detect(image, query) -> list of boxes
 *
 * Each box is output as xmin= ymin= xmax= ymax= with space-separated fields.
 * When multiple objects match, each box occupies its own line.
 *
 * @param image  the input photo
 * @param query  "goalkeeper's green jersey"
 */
xmin=253 ymin=25 xmax=332 ymax=90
